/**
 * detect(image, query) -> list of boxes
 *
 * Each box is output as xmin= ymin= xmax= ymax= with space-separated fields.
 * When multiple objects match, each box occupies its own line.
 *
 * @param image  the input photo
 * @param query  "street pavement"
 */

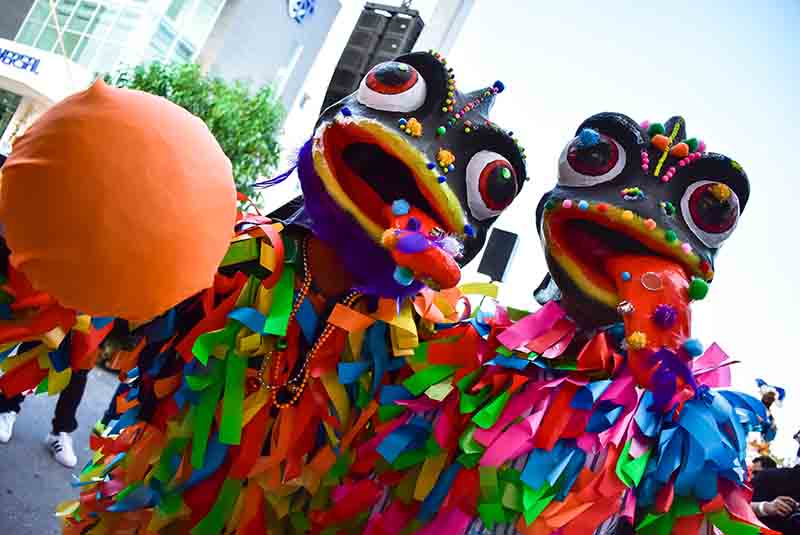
xmin=0 ymin=368 xmax=118 ymax=534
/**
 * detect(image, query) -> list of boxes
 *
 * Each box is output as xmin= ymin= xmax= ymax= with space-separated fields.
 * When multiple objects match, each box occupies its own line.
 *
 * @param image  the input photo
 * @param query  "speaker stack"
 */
xmin=321 ymin=2 xmax=424 ymax=112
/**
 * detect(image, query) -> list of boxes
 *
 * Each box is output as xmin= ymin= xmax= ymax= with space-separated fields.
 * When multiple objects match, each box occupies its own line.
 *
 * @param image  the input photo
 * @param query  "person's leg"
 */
xmin=0 ymin=392 xmax=24 ymax=443
xmin=100 ymin=382 xmax=127 ymax=426
xmin=51 ymin=369 xmax=89 ymax=434
xmin=0 ymin=392 xmax=24 ymax=414
xmin=47 ymin=369 xmax=89 ymax=468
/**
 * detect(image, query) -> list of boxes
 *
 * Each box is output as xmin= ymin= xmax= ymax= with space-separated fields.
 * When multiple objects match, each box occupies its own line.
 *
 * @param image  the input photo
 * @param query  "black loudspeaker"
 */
xmin=477 ymin=228 xmax=519 ymax=283
xmin=321 ymin=2 xmax=424 ymax=112
xmin=268 ymin=195 xmax=305 ymax=222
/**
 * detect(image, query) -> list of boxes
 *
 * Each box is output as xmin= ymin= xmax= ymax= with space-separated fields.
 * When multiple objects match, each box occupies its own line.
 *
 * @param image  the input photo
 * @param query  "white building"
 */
xmin=0 ymin=0 xmax=341 ymax=155
xmin=0 ymin=37 xmax=92 ymax=154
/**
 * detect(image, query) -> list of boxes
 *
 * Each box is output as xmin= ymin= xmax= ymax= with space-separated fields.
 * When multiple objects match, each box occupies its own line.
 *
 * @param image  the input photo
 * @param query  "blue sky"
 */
xmin=284 ymin=0 xmax=800 ymax=459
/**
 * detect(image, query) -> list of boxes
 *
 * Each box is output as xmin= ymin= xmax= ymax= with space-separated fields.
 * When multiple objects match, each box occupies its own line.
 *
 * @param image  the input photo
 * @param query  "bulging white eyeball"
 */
xmin=356 ymin=62 xmax=427 ymax=113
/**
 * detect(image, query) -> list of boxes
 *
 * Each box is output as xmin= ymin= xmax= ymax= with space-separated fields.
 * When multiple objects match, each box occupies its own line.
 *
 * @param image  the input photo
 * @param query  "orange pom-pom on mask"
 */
xmin=0 ymin=80 xmax=237 ymax=320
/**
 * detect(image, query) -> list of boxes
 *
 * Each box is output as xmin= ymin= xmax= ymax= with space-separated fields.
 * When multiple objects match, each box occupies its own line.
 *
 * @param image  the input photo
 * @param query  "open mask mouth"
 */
xmin=542 ymin=200 xmax=713 ymax=308
xmin=312 ymin=119 xmax=468 ymax=289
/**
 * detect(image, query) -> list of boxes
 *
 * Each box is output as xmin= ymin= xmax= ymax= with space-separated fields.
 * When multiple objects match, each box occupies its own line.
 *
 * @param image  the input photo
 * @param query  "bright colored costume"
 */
xmin=0 ymin=52 xmax=775 ymax=535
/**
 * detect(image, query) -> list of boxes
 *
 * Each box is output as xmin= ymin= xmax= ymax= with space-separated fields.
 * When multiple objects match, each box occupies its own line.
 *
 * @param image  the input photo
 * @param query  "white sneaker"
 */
xmin=0 ymin=412 xmax=16 ymax=443
xmin=46 ymin=432 xmax=78 ymax=468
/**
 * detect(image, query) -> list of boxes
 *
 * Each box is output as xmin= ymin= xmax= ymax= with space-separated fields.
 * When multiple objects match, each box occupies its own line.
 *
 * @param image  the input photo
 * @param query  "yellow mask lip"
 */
xmin=312 ymin=118 xmax=466 ymax=243
xmin=541 ymin=199 xmax=712 ymax=308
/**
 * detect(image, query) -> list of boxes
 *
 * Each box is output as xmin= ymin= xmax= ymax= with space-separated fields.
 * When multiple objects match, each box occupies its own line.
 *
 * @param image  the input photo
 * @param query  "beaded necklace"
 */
xmin=259 ymin=236 xmax=361 ymax=408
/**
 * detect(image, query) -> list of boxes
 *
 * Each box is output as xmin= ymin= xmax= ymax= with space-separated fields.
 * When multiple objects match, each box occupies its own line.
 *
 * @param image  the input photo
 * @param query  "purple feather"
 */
xmin=253 ymin=164 xmax=297 ymax=187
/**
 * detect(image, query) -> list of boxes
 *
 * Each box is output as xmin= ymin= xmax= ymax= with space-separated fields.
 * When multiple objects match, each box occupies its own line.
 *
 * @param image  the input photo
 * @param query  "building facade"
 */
xmin=0 ymin=37 xmax=93 ymax=154
xmin=0 ymin=0 xmax=341 ymax=154
xmin=12 ymin=0 xmax=227 ymax=76
xmin=198 ymin=0 xmax=341 ymax=110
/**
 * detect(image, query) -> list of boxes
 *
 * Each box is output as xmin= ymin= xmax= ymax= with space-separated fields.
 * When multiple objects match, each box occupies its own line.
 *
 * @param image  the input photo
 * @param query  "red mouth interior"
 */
xmin=547 ymin=211 xmax=693 ymax=299
xmin=322 ymin=123 xmax=449 ymax=233
xmin=560 ymin=219 xmax=652 ymax=291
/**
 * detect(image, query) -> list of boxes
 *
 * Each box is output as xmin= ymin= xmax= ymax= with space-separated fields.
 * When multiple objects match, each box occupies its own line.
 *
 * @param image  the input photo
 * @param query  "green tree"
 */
xmin=108 ymin=62 xmax=284 ymax=200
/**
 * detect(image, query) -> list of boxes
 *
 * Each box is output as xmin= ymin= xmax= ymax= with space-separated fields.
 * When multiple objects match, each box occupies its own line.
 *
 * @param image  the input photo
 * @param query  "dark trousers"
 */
xmin=0 ymin=369 xmax=89 ymax=433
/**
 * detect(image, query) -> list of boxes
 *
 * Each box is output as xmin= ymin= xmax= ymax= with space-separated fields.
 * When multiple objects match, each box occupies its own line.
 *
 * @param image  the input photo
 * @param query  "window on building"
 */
xmin=165 ymin=0 xmax=191 ymax=20
xmin=162 ymin=0 xmax=225 ymax=53
xmin=173 ymin=39 xmax=194 ymax=62
xmin=0 ymin=90 xmax=23 ymax=149
xmin=35 ymin=23 xmax=59 ymax=53
xmin=91 ymin=4 xmax=118 ymax=37
xmin=27 ymin=0 xmax=50 ymax=23
xmin=62 ymin=31 xmax=82 ymax=56
xmin=72 ymin=35 xmax=102 ymax=66
xmin=67 ymin=1 xmax=99 ymax=33
xmin=53 ymin=0 xmax=75 ymax=27
xmin=16 ymin=0 xmax=226 ymax=75
xmin=16 ymin=20 xmax=44 ymax=47
xmin=147 ymin=21 xmax=176 ymax=61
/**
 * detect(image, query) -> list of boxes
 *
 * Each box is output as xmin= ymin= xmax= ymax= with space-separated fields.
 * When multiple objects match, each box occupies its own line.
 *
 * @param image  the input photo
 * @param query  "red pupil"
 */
xmin=479 ymin=162 xmax=517 ymax=211
xmin=567 ymin=137 xmax=618 ymax=176
xmin=688 ymin=184 xmax=737 ymax=234
xmin=366 ymin=63 xmax=417 ymax=95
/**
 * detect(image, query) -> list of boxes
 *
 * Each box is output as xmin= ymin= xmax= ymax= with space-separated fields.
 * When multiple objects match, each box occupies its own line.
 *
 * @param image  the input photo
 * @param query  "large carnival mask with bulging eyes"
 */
xmin=308 ymin=51 xmax=527 ymax=292
xmin=536 ymin=113 xmax=750 ymax=326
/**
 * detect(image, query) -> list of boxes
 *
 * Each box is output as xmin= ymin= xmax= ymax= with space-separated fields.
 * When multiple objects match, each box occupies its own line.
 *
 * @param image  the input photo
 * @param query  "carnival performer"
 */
xmin=0 ymin=51 xmax=774 ymax=535
xmin=755 ymin=379 xmax=784 ymax=443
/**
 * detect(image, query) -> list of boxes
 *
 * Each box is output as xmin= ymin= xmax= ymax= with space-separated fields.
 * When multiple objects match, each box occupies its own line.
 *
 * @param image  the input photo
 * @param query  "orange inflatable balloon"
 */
xmin=0 ymin=80 xmax=237 ymax=320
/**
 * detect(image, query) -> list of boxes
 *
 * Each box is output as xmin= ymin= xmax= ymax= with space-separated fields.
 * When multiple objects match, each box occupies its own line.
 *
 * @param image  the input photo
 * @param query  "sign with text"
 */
xmin=0 ymin=47 xmax=40 ymax=75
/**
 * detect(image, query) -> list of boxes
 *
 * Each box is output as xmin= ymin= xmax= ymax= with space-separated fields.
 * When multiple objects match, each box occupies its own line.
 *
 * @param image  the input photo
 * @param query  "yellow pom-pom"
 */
xmin=627 ymin=331 xmax=647 ymax=350
xmin=709 ymin=183 xmax=732 ymax=202
xmin=406 ymin=118 xmax=423 ymax=137
xmin=437 ymin=148 xmax=456 ymax=167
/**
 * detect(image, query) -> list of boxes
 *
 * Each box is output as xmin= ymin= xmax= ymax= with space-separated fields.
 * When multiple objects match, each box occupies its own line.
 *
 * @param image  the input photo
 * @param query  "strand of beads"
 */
xmin=274 ymin=290 xmax=362 ymax=409
xmin=259 ymin=237 xmax=313 ymax=392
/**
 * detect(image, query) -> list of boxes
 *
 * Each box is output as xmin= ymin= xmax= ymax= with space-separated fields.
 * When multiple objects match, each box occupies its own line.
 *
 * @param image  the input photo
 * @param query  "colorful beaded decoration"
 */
xmin=642 ymin=119 xmax=706 ymax=182
xmin=259 ymin=237 xmax=362 ymax=408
